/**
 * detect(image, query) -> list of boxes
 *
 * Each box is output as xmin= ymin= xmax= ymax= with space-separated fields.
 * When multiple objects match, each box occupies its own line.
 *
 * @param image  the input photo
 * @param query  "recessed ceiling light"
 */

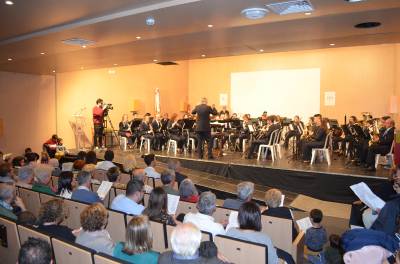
xmin=345 ymin=0 xmax=365 ymax=2
xmin=136 ymin=36 xmax=141 ymax=40
xmin=5 ymin=1 xmax=14 ymax=5
xmin=52 ymin=70 xmax=56 ymax=73
xmin=146 ymin=16 xmax=155 ymax=26
xmin=80 ymin=66 xmax=84 ymax=70
xmin=201 ymin=54 xmax=206 ymax=57
xmin=241 ymin=7 xmax=268 ymax=20
xmin=153 ymin=59 xmax=158 ymax=62
xmin=329 ymin=43 xmax=336 ymax=46
xmin=108 ymin=69 xmax=116 ymax=74
xmin=81 ymin=45 xmax=87 ymax=48
xmin=354 ymin=21 xmax=381 ymax=29
xmin=113 ymin=63 xmax=118 ymax=66
xmin=259 ymin=49 xmax=264 ymax=52
xmin=305 ymin=12 xmax=312 ymax=15
xmin=7 ymin=58 xmax=12 ymax=61
xmin=207 ymin=24 xmax=213 ymax=28
xmin=40 ymin=52 xmax=45 ymax=55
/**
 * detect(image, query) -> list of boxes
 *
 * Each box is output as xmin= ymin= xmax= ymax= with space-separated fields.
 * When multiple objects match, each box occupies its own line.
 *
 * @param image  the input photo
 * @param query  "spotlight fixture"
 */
xmin=40 ymin=52 xmax=45 ymax=55
xmin=241 ymin=7 xmax=268 ymax=20
xmin=354 ymin=22 xmax=381 ymax=29
xmin=207 ymin=24 xmax=214 ymax=28
xmin=136 ymin=36 xmax=141 ymax=40
xmin=329 ymin=43 xmax=335 ymax=46
xmin=7 ymin=58 xmax=12 ymax=61
xmin=4 ymin=0 xmax=13 ymax=5
xmin=146 ymin=16 xmax=155 ymax=26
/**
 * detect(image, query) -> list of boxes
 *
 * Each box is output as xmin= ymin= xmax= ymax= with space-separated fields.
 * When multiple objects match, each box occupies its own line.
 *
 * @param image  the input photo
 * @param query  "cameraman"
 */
xmin=92 ymin=98 xmax=106 ymax=149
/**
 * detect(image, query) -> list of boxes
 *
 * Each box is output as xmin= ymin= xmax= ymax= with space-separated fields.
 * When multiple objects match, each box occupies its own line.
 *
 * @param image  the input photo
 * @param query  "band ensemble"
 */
xmin=92 ymin=98 xmax=395 ymax=171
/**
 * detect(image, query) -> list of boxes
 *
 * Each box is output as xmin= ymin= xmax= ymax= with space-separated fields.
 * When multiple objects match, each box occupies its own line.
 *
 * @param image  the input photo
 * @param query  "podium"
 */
xmin=71 ymin=113 xmax=90 ymax=150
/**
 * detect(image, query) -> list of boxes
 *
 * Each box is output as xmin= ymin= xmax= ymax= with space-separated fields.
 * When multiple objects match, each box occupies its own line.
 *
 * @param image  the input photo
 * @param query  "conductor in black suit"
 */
xmin=191 ymin=97 xmax=218 ymax=159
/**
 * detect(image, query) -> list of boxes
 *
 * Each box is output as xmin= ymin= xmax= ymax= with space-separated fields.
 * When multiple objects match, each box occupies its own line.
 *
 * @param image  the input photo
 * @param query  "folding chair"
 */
xmin=375 ymin=140 xmax=395 ymax=169
xmin=213 ymin=206 xmax=233 ymax=223
xmin=310 ymin=132 xmax=333 ymax=165
xmin=94 ymin=253 xmax=130 ymax=264
xmin=175 ymin=200 xmax=198 ymax=216
xmin=18 ymin=224 xmax=51 ymax=245
xmin=0 ymin=216 xmax=21 ymax=264
xmin=106 ymin=209 xmax=126 ymax=242
xmin=18 ymin=187 xmax=41 ymax=216
xmin=63 ymin=199 xmax=89 ymax=229
xmin=52 ymin=237 xmax=94 ymax=264
xmin=139 ymin=136 xmax=151 ymax=153
xmin=92 ymin=169 xmax=107 ymax=182
xmin=257 ymin=129 xmax=279 ymax=161
xmin=167 ymin=139 xmax=178 ymax=155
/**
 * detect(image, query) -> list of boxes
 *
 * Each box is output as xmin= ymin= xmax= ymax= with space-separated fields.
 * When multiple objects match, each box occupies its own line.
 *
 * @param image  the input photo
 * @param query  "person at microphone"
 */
xmin=92 ymin=98 xmax=105 ymax=149
xmin=191 ymin=97 xmax=218 ymax=159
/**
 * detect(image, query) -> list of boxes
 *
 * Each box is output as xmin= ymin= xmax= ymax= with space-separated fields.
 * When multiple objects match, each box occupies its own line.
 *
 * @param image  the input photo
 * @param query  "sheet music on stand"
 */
xmin=72 ymin=109 xmax=88 ymax=150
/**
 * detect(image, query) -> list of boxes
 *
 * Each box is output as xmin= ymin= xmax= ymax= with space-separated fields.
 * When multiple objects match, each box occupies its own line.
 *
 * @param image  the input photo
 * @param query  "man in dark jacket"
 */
xmin=191 ymin=98 xmax=218 ymax=159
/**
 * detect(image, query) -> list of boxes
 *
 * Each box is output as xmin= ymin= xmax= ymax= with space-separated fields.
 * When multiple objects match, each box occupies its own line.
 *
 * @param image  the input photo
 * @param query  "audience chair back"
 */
xmin=106 ymin=209 xmax=126 ymax=242
xmin=143 ymin=193 xmax=150 ymax=207
xmin=18 ymin=187 xmax=41 ymax=216
xmin=292 ymin=231 xmax=305 ymax=264
xmin=213 ymin=206 xmax=233 ymax=224
xmin=175 ymin=200 xmax=198 ymax=216
xmin=375 ymin=140 xmax=395 ymax=169
xmin=63 ymin=199 xmax=89 ymax=230
xmin=94 ymin=253 xmax=130 ymax=264
xmin=92 ymin=183 xmax=111 ymax=208
xmin=119 ymin=173 xmax=131 ymax=185
xmin=261 ymin=215 xmax=293 ymax=254
xmin=0 ymin=216 xmax=21 ymax=264
xmin=92 ymin=169 xmax=108 ymax=182
xmin=18 ymin=224 xmax=51 ymax=246
xmin=39 ymin=192 xmax=59 ymax=204
xmin=215 ymin=235 xmax=267 ymax=264
xmin=52 ymin=237 xmax=94 ymax=264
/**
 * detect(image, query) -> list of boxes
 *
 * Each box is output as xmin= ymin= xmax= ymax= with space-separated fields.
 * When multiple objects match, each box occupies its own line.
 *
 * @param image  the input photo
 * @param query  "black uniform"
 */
xmin=365 ymin=127 xmax=395 ymax=168
xmin=301 ymin=126 xmax=327 ymax=160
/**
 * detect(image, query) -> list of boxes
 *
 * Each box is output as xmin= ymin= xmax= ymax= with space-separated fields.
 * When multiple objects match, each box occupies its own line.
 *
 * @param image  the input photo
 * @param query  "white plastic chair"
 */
xmin=188 ymin=138 xmax=196 ymax=151
xmin=167 ymin=139 xmax=178 ymax=155
xmin=139 ymin=136 xmax=151 ymax=153
xmin=375 ymin=140 xmax=395 ymax=169
xmin=310 ymin=132 xmax=333 ymax=166
xmin=257 ymin=129 xmax=279 ymax=161
xmin=274 ymin=129 xmax=283 ymax=159
xmin=120 ymin=136 xmax=127 ymax=151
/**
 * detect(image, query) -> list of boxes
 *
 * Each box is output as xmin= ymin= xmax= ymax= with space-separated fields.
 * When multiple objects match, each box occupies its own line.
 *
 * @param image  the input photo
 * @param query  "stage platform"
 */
xmin=69 ymin=147 xmax=390 ymax=204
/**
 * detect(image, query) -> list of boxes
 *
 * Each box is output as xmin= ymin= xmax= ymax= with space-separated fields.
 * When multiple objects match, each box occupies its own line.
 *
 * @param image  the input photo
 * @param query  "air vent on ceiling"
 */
xmin=156 ymin=61 xmax=179 ymax=66
xmin=61 ymin=38 xmax=95 ymax=46
xmin=266 ymin=0 xmax=314 ymax=15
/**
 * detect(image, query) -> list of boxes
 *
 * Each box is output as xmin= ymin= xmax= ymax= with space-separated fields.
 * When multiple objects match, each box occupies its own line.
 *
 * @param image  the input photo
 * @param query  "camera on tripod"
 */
xmin=104 ymin=103 xmax=113 ymax=111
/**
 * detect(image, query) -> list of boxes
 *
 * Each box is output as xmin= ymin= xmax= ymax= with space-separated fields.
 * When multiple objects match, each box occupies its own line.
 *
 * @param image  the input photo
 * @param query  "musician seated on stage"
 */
xmin=301 ymin=114 xmax=327 ymax=163
xmin=219 ymin=105 xmax=229 ymax=116
xmin=151 ymin=114 xmax=165 ymax=151
xmin=283 ymin=115 xmax=304 ymax=149
xmin=231 ymin=114 xmax=251 ymax=152
xmin=119 ymin=114 xmax=133 ymax=145
xmin=167 ymin=113 xmax=187 ymax=153
xmin=43 ymin=134 xmax=59 ymax=158
xmin=364 ymin=118 xmax=395 ymax=171
xmin=246 ymin=115 xmax=281 ymax=159
xmin=139 ymin=115 xmax=156 ymax=150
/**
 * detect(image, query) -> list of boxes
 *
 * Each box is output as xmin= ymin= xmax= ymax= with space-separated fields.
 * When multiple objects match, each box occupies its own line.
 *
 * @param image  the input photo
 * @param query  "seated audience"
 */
xmin=75 ymin=203 xmax=114 ymax=255
xmin=40 ymin=151 xmax=49 ymax=164
xmin=11 ymin=156 xmax=25 ymax=168
xmin=56 ymin=171 xmax=74 ymax=199
xmin=167 ymin=160 xmax=187 ymax=188
xmin=161 ymin=169 xmax=179 ymax=196
xmin=111 ymin=179 xmax=145 ymax=215
xmin=223 ymin=181 xmax=254 ymax=210
xmin=184 ymin=191 xmax=225 ymax=237
xmin=113 ymin=215 xmax=160 ymax=264
xmin=143 ymin=187 xmax=176 ymax=225
xmin=16 ymin=166 xmax=34 ymax=189
xmin=133 ymin=168 xmax=153 ymax=193
xmin=48 ymin=158 xmax=61 ymax=176
xmin=85 ymin=150 xmax=97 ymax=165
xmin=71 ymin=171 xmax=102 ymax=204
xmin=263 ymin=188 xmax=298 ymax=239
xmin=25 ymin=152 xmax=39 ymax=167
xmin=17 ymin=211 xmax=37 ymax=226
xmin=122 ymin=154 xmax=137 ymax=174
xmin=32 ymin=165 xmax=55 ymax=194
xmin=77 ymin=150 xmax=87 ymax=161
xmin=73 ymin=159 xmax=86 ymax=171
xmin=107 ymin=166 xmax=125 ymax=189
xmin=225 ymin=202 xmax=278 ymax=264
xmin=18 ymin=237 xmax=53 ymax=264
xmin=158 ymin=223 xmax=225 ymax=264
xmin=179 ymin=179 xmax=199 ymax=203
xmin=143 ymin=154 xmax=161 ymax=179
xmin=304 ymin=209 xmax=328 ymax=263
xmin=96 ymin=149 xmax=116 ymax=171
xmin=323 ymin=234 xmax=342 ymax=264
xmin=0 ymin=182 xmax=26 ymax=220
xmin=371 ymin=194 xmax=400 ymax=235
xmin=43 ymin=134 xmax=59 ymax=159
xmin=37 ymin=199 xmax=75 ymax=242
xmin=0 ymin=162 xmax=13 ymax=182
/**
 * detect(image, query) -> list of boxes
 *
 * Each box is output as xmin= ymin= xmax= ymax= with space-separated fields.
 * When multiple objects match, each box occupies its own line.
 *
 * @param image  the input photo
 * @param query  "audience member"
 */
xmin=167 ymin=160 xmax=188 ymax=188
xmin=143 ymin=187 xmax=175 ymax=225
xmin=161 ymin=169 xmax=179 ymax=196
xmin=107 ymin=166 xmax=122 ymax=184
xmin=17 ymin=211 xmax=37 ymax=226
xmin=16 ymin=166 xmax=34 ymax=189
xmin=96 ymin=149 xmax=116 ymax=171
xmin=111 ymin=179 xmax=145 ymax=215
xmin=57 ymin=171 xmax=74 ymax=199
xmin=323 ymin=234 xmax=342 ymax=264
xmin=113 ymin=215 xmax=159 ymax=264
xmin=40 ymin=151 xmax=49 ymax=164
xmin=77 ymin=151 xmax=87 ymax=161
xmin=76 ymin=203 xmax=114 ymax=255
xmin=0 ymin=182 xmax=26 ymax=220
xmin=184 ymin=191 xmax=224 ymax=237
xmin=85 ymin=150 xmax=97 ymax=165
xmin=73 ymin=159 xmax=86 ymax=171
xmin=158 ymin=223 xmax=225 ymax=264
xmin=222 ymin=181 xmax=254 ymax=210
xmin=122 ymin=154 xmax=137 ymax=174
xmin=225 ymin=202 xmax=278 ymax=264
xmin=71 ymin=171 xmax=102 ymax=204
xmin=179 ymin=179 xmax=199 ymax=203
xmin=304 ymin=209 xmax=328 ymax=263
xmin=37 ymin=199 xmax=75 ymax=242
xmin=0 ymin=162 xmax=13 ymax=182
xmin=32 ymin=165 xmax=55 ymax=195
xmin=18 ymin=237 xmax=53 ymax=264
xmin=25 ymin=152 xmax=39 ymax=167
xmin=133 ymin=168 xmax=153 ymax=193
xmin=11 ymin=156 xmax=25 ymax=168
xmin=143 ymin=154 xmax=160 ymax=179
xmin=48 ymin=158 xmax=61 ymax=176
xmin=371 ymin=194 xmax=400 ymax=235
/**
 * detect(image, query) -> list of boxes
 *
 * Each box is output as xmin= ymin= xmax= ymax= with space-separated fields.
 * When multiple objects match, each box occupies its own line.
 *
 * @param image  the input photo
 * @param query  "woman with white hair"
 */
xmin=32 ymin=164 xmax=55 ymax=194
xmin=158 ymin=223 xmax=224 ymax=264
xmin=179 ymin=179 xmax=199 ymax=203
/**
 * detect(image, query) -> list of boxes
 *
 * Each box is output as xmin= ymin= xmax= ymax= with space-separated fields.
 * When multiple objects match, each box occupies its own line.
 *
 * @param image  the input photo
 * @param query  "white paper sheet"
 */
xmin=350 ymin=225 xmax=364 ymax=230
xmin=167 ymin=194 xmax=180 ymax=215
xmin=296 ymin=217 xmax=313 ymax=232
xmin=350 ymin=182 xmax=385 ymax=211
xmin=225 ymin=211 xmax=239 ymax=231
xmin=280 ymin=194 xmax=285 ymax=207
xmin=96 ymin=181 xmax=113 ymax=200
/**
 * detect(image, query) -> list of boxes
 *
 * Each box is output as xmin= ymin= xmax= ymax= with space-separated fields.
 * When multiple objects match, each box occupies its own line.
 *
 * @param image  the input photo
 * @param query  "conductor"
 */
xmin=191 ymin=97 xmax=218 ymax=159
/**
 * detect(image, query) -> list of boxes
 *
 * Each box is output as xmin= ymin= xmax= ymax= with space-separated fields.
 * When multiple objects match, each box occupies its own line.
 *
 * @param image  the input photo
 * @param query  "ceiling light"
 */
xmin=113 ymin=63 xmax=118 ymax=66
xmin=345 ymin=0 xmax=365 ymax=2
xmin=52 ymin=70 xmax=56 ymax=73
xmin=146 ymin=16 xmax=155 ymax=26
xmin=81 ymin=45 xmax=87 ymax=48
xmin=108 ymin=69 xmax=116 ymax=74
xmin=40 ymin=52 xmax=45 ymax=55
xmin=7 ymin=58 xmax=12 ymax=61
xmin=136 ymin=36 xmax=141 ymax=40
xmin=4 ymin=0 xmax=13 ymax=5
xmin=266 ymin=0 xmax=314 ymax=15
xmin=207 ymin=24 xmax=213 ymax=28
xmin=201 ymin=54 xmax=206 ymax=57
xmin=354 ymin=21 xmax=381 ymax=29
xmin=259 ymin=49 xmax=264 ymax=52
xmin=241 ymin=7 xmax=268 ymax=20
xmin=305 ymin=12 xmax=312 ymax=15
xmin=62 ymin=38 xmax=95 ymax=47
xmin=80 ymin=66 xmax=84 ymax=70
xmin=329 ymin=43 xmax=335 ymax=46
xmin=153 ymin=59 xmax=158 ymax=62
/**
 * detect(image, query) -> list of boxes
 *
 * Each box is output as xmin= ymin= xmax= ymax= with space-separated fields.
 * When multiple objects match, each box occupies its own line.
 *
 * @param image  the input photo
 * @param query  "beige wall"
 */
xmin=56 ymin=62 xmax=188 ymax=148
xmin=188 ymin=44 xmax=398 ymax=122
xmin=0 ymin=71 xmax=55 ymax=154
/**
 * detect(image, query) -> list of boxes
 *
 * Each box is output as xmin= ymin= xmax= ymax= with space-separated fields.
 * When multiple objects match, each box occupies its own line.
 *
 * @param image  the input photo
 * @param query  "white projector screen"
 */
xmin=231 ymin=68 xmax=320 ymax=119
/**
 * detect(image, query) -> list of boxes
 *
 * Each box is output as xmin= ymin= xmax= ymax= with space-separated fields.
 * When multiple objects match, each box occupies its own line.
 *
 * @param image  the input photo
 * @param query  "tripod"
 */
xmin=103 ymin=115 xmax=120 ymax=147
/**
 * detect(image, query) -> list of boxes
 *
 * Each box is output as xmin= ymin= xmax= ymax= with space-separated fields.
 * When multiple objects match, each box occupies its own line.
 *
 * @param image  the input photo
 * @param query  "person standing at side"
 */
xmin=92 ymin=98 xmax=105 ymax=149
xmin=191 ymin=97 xmax=218 ymax=159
